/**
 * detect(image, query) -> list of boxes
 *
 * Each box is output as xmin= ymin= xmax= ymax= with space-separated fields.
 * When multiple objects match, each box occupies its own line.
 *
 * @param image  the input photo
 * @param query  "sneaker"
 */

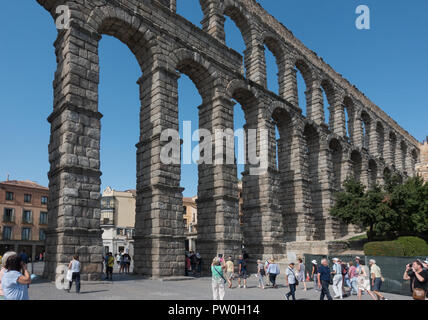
xmin=238 ymin=285 xmax=242 ymax=288
xmin=244 ymin=285 xmax=247 ymax=289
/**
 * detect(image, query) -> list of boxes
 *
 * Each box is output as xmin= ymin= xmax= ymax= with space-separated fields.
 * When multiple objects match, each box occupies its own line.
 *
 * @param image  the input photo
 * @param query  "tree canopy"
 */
xmin=330 ymin=174 xmax=428 ymax=241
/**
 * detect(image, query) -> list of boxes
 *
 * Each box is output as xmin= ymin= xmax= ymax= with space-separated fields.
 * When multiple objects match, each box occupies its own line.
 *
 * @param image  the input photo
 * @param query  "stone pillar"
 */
xmin=306 ymin=83 xmax=324 ymax=125
xmin=133 ymin=66 xmax=185 ymax=278
xmin=361 ymin=156 xmax=369 ymax=187
xmin=319 ymin=133 xmax=340 ymax=240
xmin=383 ymin=131 xmax=392 ymax=166
xmin=369 ymin=120 xmax=377 ymax=155
xmin=332 ymin=102 xmax=346 ymax=138
xmin=243 ymin=115 xmax=286 ymax=263
xmin=196 ymin=95 xmax=241 ymax=268
xmin=284 ymin=119 xmax=316 ymax=242
xmin=200 ymin=0 xmax=226 ymax=42
xmin=245 ymin=42 xmax=267 ymax=87
xmin=44 ymin=26 xmax=104 ymax=281
xmin=353 ymin=113 xmax=363 ymax=148
xmin=282 ymin=64 xmax=298 ymax=106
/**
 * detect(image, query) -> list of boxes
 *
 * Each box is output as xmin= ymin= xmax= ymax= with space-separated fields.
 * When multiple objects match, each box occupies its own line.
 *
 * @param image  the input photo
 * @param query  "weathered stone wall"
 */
xmin=37 ymin=0 xmax=420 ymax=279
xmin=416 ymin=141 xmax=428 ymax=182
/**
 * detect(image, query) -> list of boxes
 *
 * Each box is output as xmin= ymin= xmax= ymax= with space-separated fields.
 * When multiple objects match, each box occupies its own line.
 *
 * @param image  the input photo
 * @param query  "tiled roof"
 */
xmin=0 ymin=180 xmax=48 ymax=190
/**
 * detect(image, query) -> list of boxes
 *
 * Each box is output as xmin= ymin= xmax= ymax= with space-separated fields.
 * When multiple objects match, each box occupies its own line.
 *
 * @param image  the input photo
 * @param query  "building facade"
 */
xmin=100 ymin=187 xmax=135 ymax=256
xmin=0 ymin=180 xmax=48 ymax=259
xmin=183 ymin=197 xmax=197 ymax=252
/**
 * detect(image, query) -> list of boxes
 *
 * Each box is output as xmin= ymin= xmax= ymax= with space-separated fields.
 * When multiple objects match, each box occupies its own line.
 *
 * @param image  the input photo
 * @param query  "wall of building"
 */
xmin=0 ymin=180 xmax=48 ymax=258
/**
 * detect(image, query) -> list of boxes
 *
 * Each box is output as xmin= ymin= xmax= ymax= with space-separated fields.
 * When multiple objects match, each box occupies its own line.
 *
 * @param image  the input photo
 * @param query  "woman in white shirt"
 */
xmin=67 ymin=255 xmax=81 ymax=294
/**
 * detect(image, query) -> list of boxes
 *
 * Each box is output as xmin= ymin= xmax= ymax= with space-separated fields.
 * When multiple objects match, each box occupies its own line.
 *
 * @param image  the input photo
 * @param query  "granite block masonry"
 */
xmin=37 ymin=0 xmax=420 ymax=280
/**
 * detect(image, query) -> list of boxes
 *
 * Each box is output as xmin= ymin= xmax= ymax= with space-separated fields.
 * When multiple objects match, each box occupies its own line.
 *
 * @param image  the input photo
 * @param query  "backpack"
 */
xmin=341 ymin=264 xmax=348 ymax=276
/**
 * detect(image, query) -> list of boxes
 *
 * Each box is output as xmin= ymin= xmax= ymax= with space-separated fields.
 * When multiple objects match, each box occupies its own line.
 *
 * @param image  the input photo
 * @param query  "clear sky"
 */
xmin=1 ymin=1 xmax=427 ymax=197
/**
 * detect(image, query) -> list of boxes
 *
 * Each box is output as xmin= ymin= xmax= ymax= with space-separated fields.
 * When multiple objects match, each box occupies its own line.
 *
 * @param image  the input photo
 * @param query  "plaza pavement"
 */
xmin=28 ymin=265 xmax=411 ymax=300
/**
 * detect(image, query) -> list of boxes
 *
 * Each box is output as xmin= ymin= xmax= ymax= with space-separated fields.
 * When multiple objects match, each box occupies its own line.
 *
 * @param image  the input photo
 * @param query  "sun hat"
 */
xmin=311 ymin=260 xmax=317 ymax=265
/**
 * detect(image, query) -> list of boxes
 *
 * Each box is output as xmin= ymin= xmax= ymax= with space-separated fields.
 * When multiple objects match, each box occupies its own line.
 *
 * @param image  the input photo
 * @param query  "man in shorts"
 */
xmin=225 ymin=256 xmax=234 ymax=288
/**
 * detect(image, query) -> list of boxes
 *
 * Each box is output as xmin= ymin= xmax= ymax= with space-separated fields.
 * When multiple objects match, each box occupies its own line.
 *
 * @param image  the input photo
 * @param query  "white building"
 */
xmin=100 ymin=187 xmax=135 ymax=256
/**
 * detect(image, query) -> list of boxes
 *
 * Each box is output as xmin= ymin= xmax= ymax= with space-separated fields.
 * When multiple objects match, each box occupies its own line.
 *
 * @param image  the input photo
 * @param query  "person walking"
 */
xmin=67 ymin=255 xmax=81 ymax=294
xmin=264 ymin=259 xmax=271 ymax=287
xmin=369 ymin=259 xmax=387 ymax=300
xmin=211 ymin=257 xmax=227 ymax=300
xmin=1 ymin=255 xmax=31 ymax=300
xmin=19 ymin=249 xmax=29 ymax=264
xmin=0 ymin=251 xmax=17 ymax=300
xmin=238 ymin=255 xmax=248 ymax=289
xmin=225 ymin=256 xmax=234 ymax=289
xmin=266 ymin=258 xmax=280 ymax=288
xmin=196 ymin=253 xmax=202 ymax=277
xmin=106 ymin=252 xmax=114 ymax=281
xmin=357 ymin=260 xmax=377 ymax=300
xmin=317 ymin=258 xmax=333 ymax=300
xmin=348 ymin=261 xmax=358 ymax=296
xmin=285 ymin=263 xmax=298 ymax=300
xmin=404 ymin=260 xmax=428 ymax=300
xmin=331 ymin=258 xmax=343 ymax=299
xmin=296 ymin=258 xmax=307 ymax=291
xmin=257 ymin=259 xmax=266 ymax=290
xmin=311 ymin=260 xmax=320 ymax=292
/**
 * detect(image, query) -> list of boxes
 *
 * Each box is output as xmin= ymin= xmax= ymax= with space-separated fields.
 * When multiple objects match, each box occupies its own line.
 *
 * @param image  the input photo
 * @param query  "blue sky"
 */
xmin=1 ymin=1 xmax=427 ymax=197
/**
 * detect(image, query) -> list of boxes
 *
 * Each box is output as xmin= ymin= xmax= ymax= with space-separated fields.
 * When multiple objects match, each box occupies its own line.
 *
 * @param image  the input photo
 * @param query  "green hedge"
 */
xmin=364 ymin=241 xmax=405 ymax=257
xmin=395 ymin=236 xmax=428 ymax=256
xmin=364 ymin=236 xmax=428 ymax=257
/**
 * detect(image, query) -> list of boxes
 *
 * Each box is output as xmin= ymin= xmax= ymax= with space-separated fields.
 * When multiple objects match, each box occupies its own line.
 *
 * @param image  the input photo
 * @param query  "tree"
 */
xmin=330 ymin=175 xmax=428 ymax=241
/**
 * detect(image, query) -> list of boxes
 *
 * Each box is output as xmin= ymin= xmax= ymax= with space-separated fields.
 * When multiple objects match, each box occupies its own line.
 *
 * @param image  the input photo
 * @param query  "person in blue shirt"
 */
xmin=19 ymin=250 xmax=28 ymax=264
xmin=2 ymin=255 xmax=31 ymax=300
xmin=266 ymin=258 xmax=280 ymax=288
xmin=317 ymin=258 xmax=333 ymax=300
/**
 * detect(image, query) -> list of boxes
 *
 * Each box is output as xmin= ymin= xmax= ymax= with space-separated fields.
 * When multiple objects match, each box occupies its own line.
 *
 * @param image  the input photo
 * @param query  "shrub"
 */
xmin=364 ymin=241 xmax=405 ymax=257
xmin=395 ymin=236 xmax=428 ymax=256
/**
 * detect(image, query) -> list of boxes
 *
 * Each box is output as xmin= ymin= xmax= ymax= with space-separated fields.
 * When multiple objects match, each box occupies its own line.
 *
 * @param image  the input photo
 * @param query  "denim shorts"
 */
xmin=373 ymin=277 xmax=382 ymax=291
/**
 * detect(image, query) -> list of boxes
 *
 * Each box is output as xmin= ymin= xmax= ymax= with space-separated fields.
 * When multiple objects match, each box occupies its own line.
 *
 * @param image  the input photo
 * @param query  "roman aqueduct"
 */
xmin=37 ymin=0 xmax=420 ymax=280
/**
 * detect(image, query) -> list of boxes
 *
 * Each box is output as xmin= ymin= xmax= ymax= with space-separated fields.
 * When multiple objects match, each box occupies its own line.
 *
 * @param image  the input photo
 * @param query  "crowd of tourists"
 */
xmin=185 ymin=251 xmax=203 ymax=277
xmin=210 ymin=254 xmax=428 ymax=301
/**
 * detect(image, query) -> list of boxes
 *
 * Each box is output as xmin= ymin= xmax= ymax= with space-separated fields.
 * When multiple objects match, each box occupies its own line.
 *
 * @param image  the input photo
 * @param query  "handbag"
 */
xmin=289 ymin=267 xmax=299 ymax=286
xmin=413 ymin=279 xmax=426 ymax=300
xmin=66 ymin=269 xmax=73 ymax=282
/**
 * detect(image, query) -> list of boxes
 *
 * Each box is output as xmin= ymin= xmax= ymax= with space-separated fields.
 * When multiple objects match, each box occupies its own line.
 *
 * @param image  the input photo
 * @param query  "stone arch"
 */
xmin=389 ymin=131 xmax=398 ymax=169
xmin=360 ymin=110 xmax=371 ymax=150
xmin=400 ymin=140 xmax=408 ymax=174
xmin=350 ymin=150 xmax=363 ymax=182
xmin=320 ymin=78 xmax=336 ymax=126
xmin=329 ymin=138 xmax=343 ymax=191
xmin=343 ymin=96 xmax=356 ymax=141
xmin=86 ymin=5 xmax=157 ymax=65
xmin=368 ymin=159 xmax=378 ymax=187
xmin=303 ymin=123 xmax=323 ymax=238
xmin=222 ymin=1 xmax=253 ymax=76
xmin=376 ymin=121 xmax=385 ymax=158
xmin=169 ymin=48 xmax=217 ymax=100
xmin=261 ymin=32 xmax=286 ymax=94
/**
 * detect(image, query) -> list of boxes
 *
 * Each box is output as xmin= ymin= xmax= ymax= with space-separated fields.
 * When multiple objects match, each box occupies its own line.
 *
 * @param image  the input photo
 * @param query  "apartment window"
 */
xmin=3 ymin=208 xmax=14 ymax=223
xmin=39 ymin=229 xmax=46 ymax=241
xmin=24 ymin=194 xmax=32 ymax=203
xmin=3 ymin=227 xmax=12 ymax=240
xmin=5 ymin=192 xmax=13 ymax=201
xmin=22 ymin=210 xmax=32 ymax=224
xmin=21 ymin=228 xmax=31 ymax=240
xmin=41 ymin=196 xmax=48 ymax=205
xmin=40 ymin=212 xmax=48 ymax=225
